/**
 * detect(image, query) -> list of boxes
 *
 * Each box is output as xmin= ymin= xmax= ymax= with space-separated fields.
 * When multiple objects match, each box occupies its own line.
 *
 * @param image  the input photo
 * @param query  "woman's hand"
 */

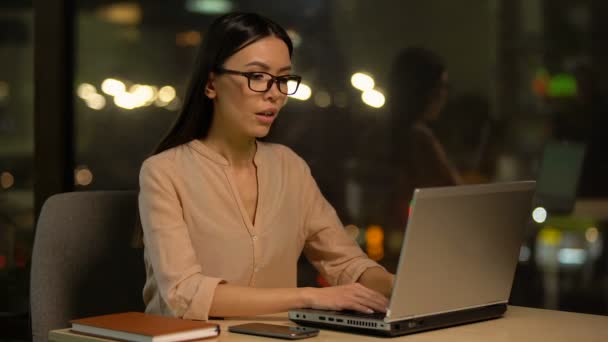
xmin=302 ymin=283 xmax=389 ymax=314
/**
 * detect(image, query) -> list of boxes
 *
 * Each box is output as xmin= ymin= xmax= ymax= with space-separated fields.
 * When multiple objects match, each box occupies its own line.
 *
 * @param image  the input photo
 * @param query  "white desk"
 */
xmin=49 ymin=306 xmax=608 ymax=342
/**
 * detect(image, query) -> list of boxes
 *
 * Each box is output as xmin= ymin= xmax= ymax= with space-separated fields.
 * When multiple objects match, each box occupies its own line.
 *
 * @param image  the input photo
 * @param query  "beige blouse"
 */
xmin=138 ymin=140 xmax=382 ymax=320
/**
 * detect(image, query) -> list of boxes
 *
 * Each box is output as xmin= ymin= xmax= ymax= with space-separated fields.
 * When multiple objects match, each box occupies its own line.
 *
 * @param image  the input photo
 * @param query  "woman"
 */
xmin=387 ymin=47 xmax=462 ymax=226
xmin=138 ymin=12 xmax=393 ymax=321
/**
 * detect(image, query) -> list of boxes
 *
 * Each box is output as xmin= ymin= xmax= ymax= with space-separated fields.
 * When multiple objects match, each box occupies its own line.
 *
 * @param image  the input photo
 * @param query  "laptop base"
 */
xmin=289 ymin=304 xmax=507 ymax=337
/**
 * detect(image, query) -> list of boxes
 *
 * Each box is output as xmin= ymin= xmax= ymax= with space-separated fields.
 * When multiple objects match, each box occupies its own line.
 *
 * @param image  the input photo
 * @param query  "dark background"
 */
xmin=2 ymin=0 xmax=608 ymax=340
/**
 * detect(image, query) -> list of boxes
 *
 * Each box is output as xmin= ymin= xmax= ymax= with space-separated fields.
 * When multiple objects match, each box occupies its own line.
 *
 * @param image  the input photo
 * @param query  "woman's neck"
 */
xmin=202 ymin=131 xmax=257 ymax=169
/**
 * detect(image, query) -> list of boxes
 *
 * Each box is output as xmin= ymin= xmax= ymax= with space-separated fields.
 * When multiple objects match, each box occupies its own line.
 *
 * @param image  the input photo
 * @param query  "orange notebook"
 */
xmin=70 ymin=312 xmax=219 ymax=342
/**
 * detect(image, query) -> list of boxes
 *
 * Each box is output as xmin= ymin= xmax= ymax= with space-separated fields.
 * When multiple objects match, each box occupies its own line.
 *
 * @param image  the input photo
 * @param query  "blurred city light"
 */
xmin=538 ymin=226 xmax=562 ymax=246
xmin=558 ymin=248 xmax=587 ymax=265
xmin=74 ymin=166 xmax=94 ymax=186
xmin=289 ymin=82 xmax=311 ymax=101
xmin=97 ymin=3 xmax=142 ymax=25
xmin=101 ymin=78 xmax=126 ymax=96
xmin=366 ymin=225 xmax=383 ymax=245
xmin=176 ymin=31 xmax=201 ymax=47
xmin=1 ymin=171 xmax=15 ymax=189
xmin=286 ymin=29 xmax=302 ymax=48
xmin=130 ymin=84 xmax=156 ymax=105
xmin=186 ymin=0 xmax=233 ymax=14
xmin=313 ymin=91 xmax=331 ymax=108
xmin=157 ymin=85 xmax=176 ymax=103
xmin=114 ymin=92 xmax=138 ymax=110
xmin=0 ymin=81 xmax=10 ymax=100
xmin=85 ymin=93 xmax=107 ymax=110
xmin=408 ymin=199 xmax=415 ymax=218
xmin=585 ymin=227 xmax=599 ymax=243
xmin=77 ymin=83 xmax=97 ymax=99
xmin=519 ymin=245 xmax=531 ymax=262
xmin=365 ymin=225 xmax=385 ymax=261
xmin=361 ymin=89 xmax=385 ymax=108
xmin=532 ymin=69 xmax=579 ymax=98
xmin=350 ymin=72 xmax=375 ymax=91
xmin=532 ymin=207 xmax=547 ymax=223
xmin=531 ymin=68 xmax=549 ymax=97
xmin=548 ymin=73 xmax=577 ymax=98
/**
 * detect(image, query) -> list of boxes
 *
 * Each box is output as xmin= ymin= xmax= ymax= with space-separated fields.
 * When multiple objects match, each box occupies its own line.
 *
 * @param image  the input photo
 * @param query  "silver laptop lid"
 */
xmin=387 ymin=181 xmax=536 ymax=322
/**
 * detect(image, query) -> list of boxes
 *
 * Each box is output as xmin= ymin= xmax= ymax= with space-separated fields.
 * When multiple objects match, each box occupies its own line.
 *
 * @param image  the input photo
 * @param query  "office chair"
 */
xmin=30 ymin=191 xmax=145 ymax=342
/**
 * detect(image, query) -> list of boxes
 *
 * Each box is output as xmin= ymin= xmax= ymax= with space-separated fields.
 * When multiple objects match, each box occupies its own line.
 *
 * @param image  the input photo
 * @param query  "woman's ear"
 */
xmin=205 ymin=73 xmax=217 ymax=99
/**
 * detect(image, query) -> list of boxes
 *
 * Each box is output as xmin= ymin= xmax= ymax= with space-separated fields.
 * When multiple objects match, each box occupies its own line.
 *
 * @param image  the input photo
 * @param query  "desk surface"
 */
xmin=49 ymin=306 xmax=608 ymax=342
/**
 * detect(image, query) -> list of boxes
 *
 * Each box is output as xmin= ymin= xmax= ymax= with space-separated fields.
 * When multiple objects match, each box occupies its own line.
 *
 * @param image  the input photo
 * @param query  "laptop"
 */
xmin=533 ymin=141 xmax=585 ymax=214
xmin=289 ymin=181 xmax=536 ymax=336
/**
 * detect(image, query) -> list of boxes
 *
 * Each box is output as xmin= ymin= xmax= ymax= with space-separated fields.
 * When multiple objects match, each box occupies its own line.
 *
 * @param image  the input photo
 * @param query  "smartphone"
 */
xmin=228 ymin=323 xmax=319 ymax=340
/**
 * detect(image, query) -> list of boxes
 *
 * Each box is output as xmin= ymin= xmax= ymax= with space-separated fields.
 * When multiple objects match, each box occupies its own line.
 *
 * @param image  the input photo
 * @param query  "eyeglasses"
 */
xmin=215 ymin=67 xmax=302 ymax=95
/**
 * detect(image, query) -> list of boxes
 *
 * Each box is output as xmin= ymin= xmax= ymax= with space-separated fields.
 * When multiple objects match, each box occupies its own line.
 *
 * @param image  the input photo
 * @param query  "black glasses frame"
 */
xmin=215 ymin=67 xmax=302 ymax=95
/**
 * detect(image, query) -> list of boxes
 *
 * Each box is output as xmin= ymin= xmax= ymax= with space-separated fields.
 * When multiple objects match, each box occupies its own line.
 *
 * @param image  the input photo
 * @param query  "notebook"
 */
xmin=289 ymin=181 xmax=536 ymax=336
xmin=70 ymin=312 xmax=220 ymax=342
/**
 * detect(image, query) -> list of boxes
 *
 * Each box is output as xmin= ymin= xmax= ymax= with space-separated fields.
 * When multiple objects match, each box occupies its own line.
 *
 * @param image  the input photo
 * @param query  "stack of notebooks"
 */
xmin=69 ymin=312 xmax=220 ymax=341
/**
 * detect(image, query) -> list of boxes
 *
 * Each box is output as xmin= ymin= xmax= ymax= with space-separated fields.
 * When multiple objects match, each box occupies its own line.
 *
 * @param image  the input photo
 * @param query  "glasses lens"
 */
xmin=248 ymin=73 xmax=272 ymax=92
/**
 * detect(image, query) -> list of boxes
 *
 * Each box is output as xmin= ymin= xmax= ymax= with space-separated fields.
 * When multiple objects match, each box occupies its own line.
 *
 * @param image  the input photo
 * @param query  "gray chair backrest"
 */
xmin=30 ymin=191 xmax=145 ymax=342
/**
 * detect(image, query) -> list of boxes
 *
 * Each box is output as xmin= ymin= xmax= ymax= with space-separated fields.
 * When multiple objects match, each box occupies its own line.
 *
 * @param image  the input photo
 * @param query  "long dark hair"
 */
xmin=388 ymin=46 xmax=445 ymax=128
xmin=153 ymin=12 xmax=293 ymax=155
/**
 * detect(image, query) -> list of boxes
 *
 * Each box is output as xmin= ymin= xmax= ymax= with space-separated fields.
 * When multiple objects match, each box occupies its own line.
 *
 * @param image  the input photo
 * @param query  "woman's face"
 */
xmin=424 ymin=71 xmax=449 ymax=121
xmin=206 ymin=36 xmax=292 ymax=139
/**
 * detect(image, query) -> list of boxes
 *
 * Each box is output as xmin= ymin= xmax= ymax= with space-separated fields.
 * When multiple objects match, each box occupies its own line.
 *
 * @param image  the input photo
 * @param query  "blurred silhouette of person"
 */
xmin=387 ymin=47 xmax=462 ymax=227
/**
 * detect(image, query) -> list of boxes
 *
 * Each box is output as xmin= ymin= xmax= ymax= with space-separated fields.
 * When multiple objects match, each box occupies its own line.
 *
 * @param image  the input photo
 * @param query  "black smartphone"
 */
xmin=228 ymin=323 xmax=319 ymax=340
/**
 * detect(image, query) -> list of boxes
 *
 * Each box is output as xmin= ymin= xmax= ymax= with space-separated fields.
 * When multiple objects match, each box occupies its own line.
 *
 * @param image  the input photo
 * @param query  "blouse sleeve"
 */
xmin=138 ymin=158 xmax=224 ymax=320
xmin=299 ymin=160 xmax=384 ymax=285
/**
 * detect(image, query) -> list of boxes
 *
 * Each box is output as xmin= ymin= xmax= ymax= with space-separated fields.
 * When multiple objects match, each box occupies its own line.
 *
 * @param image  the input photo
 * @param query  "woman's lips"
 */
xmin=255 ymin=111 xmax=276 ymax=124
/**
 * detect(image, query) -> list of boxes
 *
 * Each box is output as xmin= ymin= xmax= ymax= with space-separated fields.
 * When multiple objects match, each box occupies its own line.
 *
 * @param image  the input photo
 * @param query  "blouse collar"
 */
xmin=188 ymin=139 xmax=266 ymax=167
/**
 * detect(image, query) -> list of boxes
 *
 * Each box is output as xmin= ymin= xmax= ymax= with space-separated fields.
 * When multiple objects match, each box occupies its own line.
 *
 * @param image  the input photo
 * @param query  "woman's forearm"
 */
xmin=209 ymin=284 xmax=310 ymax=317
xmin=357 ymin=267 xmax=395 ymax=298
xmin=208 ymin=281 xmax=390 ymax=317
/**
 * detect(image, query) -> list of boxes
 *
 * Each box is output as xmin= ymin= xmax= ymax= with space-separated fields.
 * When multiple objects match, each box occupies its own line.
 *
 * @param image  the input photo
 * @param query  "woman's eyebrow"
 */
xmin=244 ymin=61 xmax=292 ymax=72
